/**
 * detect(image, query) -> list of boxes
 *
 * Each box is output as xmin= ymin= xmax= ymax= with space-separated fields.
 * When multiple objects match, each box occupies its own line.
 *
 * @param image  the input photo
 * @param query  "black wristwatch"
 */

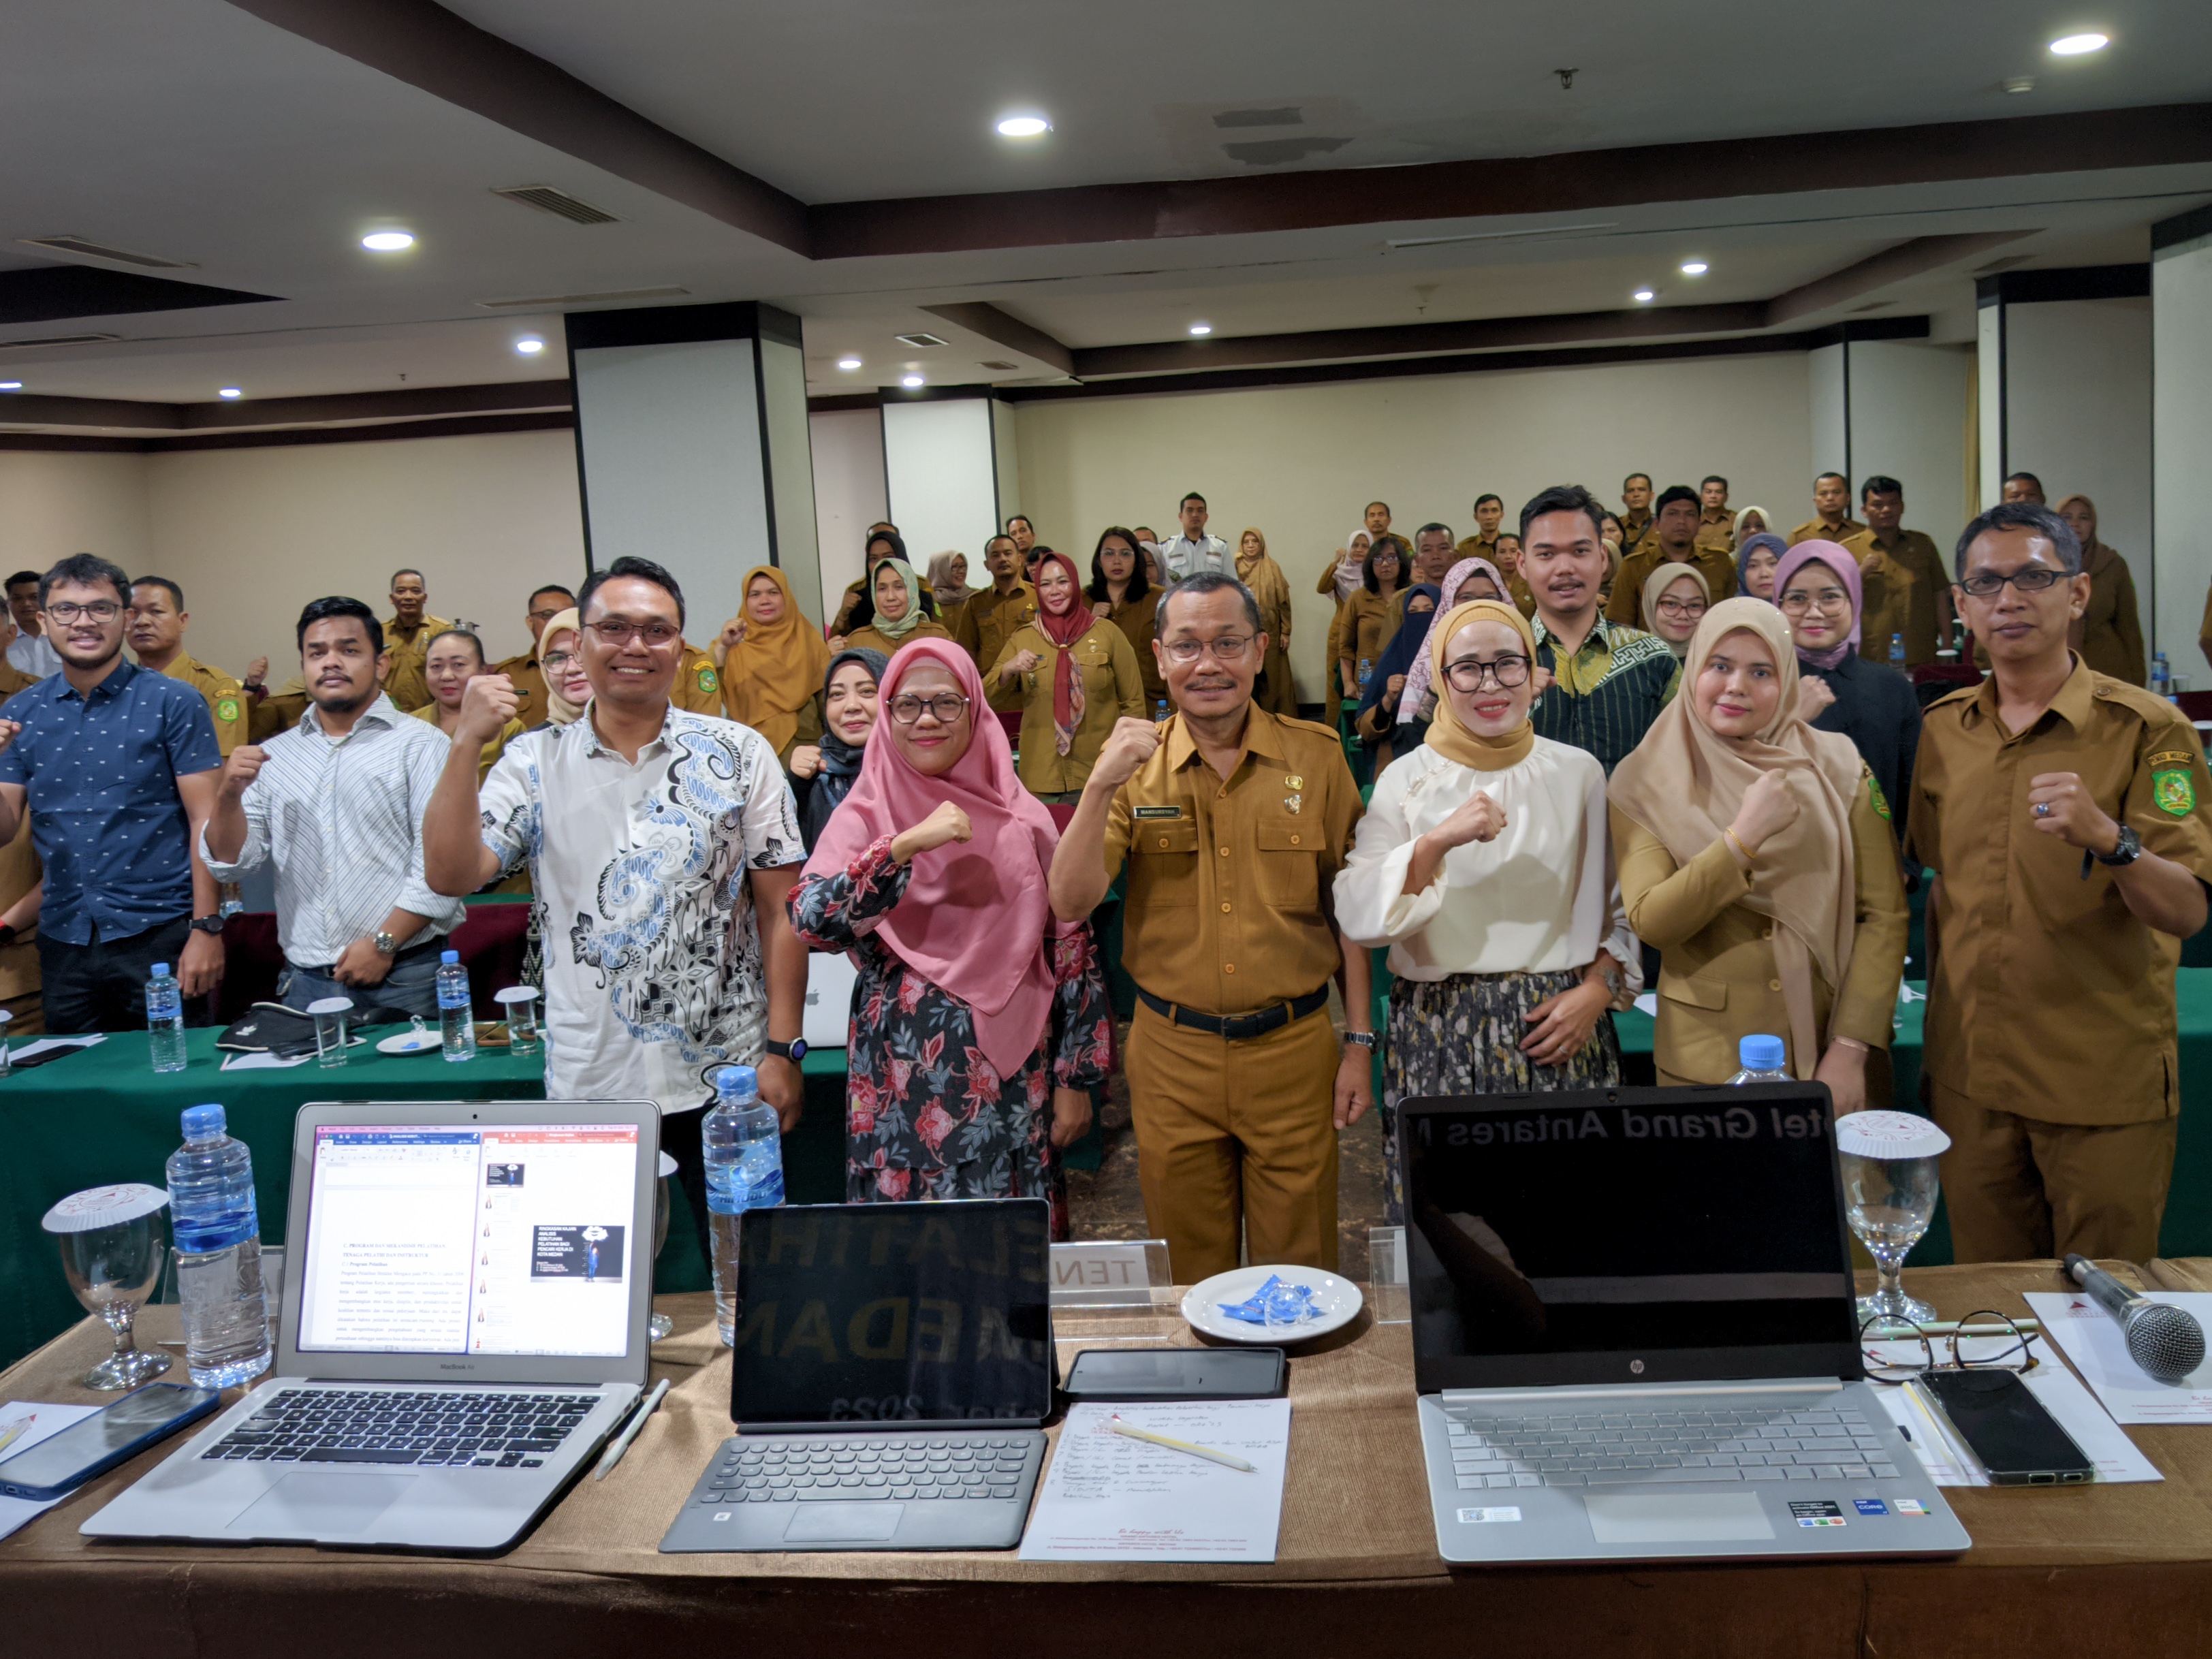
xmin=766 ymin=1038 xmax=808 ymax=1062
xmin=2093 ymin=823 xmax=2143 ymax=868
xmin=187 ymin=914 xmax=225 ymax=936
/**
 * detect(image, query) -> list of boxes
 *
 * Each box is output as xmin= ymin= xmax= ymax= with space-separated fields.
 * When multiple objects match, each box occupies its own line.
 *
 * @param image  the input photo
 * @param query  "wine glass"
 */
xmin=43 ymin=1184 xmax=172 ymax=1390
xmin=1837 ymin=1111 xmax=1951 ymax=1328
xmin=650 ymin=1151 xmax=676 ymax=1341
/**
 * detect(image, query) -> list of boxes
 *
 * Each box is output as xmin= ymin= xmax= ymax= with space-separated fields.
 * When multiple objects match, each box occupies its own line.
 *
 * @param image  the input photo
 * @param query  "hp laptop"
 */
xmin=1401 ymin=1085 xmax=1970 ymax=1563
xmin=661 ymin=1198 xmax=1052 ymax=1553
xmin=84 ymin=1101 xmax=657 ymax=1554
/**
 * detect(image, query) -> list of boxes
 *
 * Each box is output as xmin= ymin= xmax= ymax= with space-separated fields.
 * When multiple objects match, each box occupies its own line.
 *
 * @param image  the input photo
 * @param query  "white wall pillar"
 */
xmin=881 ymin=390 xmax=1015 ymax=576
xmin=2154 ymin=208 xmax=2212 ymax=670
xmin=808 ymin=405 xmax=887 ymax=612
xmin=1804 ymin=326 xmax=1968 ymax=543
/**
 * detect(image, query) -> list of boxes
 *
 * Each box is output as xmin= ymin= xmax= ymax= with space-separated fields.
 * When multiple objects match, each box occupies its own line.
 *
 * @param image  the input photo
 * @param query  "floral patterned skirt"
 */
xmin=1378 ymin=966 xmax=1623 ymax=1222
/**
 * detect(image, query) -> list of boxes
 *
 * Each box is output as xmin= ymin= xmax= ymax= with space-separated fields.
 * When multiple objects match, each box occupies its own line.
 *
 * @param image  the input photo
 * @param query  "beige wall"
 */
xmin=0 ymin=449 xmax=152 ymax=580
xmin=1011 ymin=350 xmax=1817 ymax=700
xmin=145 ymin=428 xmax=588 ymax=679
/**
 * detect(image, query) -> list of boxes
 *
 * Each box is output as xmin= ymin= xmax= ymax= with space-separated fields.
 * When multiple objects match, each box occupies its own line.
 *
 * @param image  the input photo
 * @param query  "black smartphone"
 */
xmin=1923 ymin=1370 xmax=2094 ymax=1486
xmin=0 ymin=1382 xmax=222 ymax=1500
xmin=1062 ymin=1346 xmax=1287 ymax=1402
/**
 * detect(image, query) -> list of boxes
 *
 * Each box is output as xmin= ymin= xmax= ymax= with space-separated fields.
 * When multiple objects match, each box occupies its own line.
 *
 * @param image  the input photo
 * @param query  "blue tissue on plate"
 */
xmin=1220 ymin=1274 xmax=1318 ymax=1325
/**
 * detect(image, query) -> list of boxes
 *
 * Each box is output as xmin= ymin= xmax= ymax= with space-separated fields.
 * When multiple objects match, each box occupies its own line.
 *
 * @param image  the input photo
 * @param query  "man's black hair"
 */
xmin=2004 ymin=470 xmax=2045 ymax=494
xmin=1180 ymin=492 xmax=1207 ymax=510
xmin=131 ymin=575 xmax=185 ymax=611
xmin=1953 ymin=501 xmax=2082 ymax=580
xmin=296 ymin=596 xmax=385 ymax=655
xmin=39 ymin=552 xmax=130 ymax=610
xmin=1622 ymin=473 xmax=1652 ymax=490
xmin=1654 ymin=484 xmax=1701 ymax=516
xmin=1004 ymin=514 xmax=1034 ymax=533
xmin=1415 ymin=521 xmax=1455 ymax=544
xmin=577 ymin=555 xmax=686 ymax=627
xmin=1518 ymin=484 xmax=1608 ymax=545
xmin=426 ymin=627 xmax=486 ymax=667
xmin=1861 ymin=475 xmax=1904 ymax=503
xmin=1814 ymin=471 xmax=1848 ymax=488
xmin=6 ymin=571 xmax=40 ymax=593
xmin=1472 ymin=493 xmax=1502 ymax=512
xmin=390 ymin=567 xmax=424 ymax=586
xmin=528 ymin=583 xmax=575 ymax=607
xmin=1153 ymin=571 xmax=1261 ymax=637
xmin=1365 ymin=499 xmax=1391 ymax=517
xmin=1701 ymin=475 xmax=1728 ymax=491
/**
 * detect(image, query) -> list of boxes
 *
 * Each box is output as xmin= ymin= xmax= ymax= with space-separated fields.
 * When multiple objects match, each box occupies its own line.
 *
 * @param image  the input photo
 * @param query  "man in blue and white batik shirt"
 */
xmin=424 ymin=555 xmax=808 ymax=1253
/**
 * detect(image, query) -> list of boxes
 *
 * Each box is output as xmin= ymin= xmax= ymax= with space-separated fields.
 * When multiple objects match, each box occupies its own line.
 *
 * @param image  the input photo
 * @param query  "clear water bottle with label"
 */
xmin=146 ymin=962 xmax=187 ymax=1073
xmin=2152 ymin=651 xmax=2173 ymax=701
xmin=1726 ymin=1034 xmax=1792 ymax=1086
xmin=1889 ymin=632 xmax=1906 ymax=672
xmin=1153 ymin=698 xmax=1170 ymax=723
xmin=436 ymin=950 xmax=475 ymax=1062
xmin=701 ymin=1064 xmax=783 ymax=1344
xmin=1357 ymin=657 xmax=1373 ymax=691
xmin=165 ymin=1103 xmax=272 ymax=1387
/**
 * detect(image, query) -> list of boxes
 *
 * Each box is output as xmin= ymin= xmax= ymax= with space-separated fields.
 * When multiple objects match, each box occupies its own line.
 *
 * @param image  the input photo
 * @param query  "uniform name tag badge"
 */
xmin=1133 ymin=806 xmax=1182 ymax=821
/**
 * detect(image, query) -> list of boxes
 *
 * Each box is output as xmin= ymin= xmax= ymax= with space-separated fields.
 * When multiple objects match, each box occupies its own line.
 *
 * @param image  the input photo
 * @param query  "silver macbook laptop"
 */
xmin=1401 ymin=1085 xmax=1970 ymax=1564
xmin=84 ymin=1101 xmax=657 ymax=1554
xmin=660 ymin=1199 xmax=1052 ymax=1553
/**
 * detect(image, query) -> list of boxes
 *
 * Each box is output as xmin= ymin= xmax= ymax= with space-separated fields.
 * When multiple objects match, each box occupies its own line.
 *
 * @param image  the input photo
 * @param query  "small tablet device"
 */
xmin=0 ymin=1382 xmax=221 ymax=1500
xmin=1062 ymin=1346 xmax=1286 ymax=1402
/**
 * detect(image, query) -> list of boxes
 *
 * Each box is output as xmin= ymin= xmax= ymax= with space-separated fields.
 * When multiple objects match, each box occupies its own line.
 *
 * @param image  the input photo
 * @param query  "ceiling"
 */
xmin=0 ymin=0 xmax=2205 ymax=432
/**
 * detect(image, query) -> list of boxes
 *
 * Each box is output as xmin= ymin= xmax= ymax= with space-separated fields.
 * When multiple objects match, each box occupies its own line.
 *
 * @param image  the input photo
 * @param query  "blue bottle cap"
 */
xmin=1739 ymin=1034 xmax=1786 ymax=1071
xmin=716 ymin=1064 xmax=758 ymax=1099
xmin=181 ymin=1103 xmax=227 ymax=1139
xmin=151 ymin=963 xmax=170 ymax=977
xmin=441 ymin=950 xmax=460 ymax=964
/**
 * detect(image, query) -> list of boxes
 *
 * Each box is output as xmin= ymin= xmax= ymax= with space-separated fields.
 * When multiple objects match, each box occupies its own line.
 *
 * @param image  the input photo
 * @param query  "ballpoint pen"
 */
xmin=594 ymin=1378 xmax=669 ymax=1480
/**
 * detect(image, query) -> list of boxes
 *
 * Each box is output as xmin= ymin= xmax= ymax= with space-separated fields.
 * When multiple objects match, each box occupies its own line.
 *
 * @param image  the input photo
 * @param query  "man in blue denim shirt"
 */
xmin=0 ymin=554 xmax=225 ymax=1033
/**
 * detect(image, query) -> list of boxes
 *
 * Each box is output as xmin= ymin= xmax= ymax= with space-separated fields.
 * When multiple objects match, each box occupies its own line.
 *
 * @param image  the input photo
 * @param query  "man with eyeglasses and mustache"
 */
xmin=1908 ymin=501 xmax=2212 ymax=1264
xmin=1049 ymin=572 xmax=1372 ymax=1281
xmin=0 ymin=553 xmax=226 ymax=1032
xmin=422 ymin=555 xmax=808 ymax=1259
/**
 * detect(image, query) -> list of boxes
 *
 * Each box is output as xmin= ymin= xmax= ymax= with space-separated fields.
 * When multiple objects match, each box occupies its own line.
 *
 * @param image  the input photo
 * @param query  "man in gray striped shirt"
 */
xmin=203 ymin=596 xmax=463 ymax=1019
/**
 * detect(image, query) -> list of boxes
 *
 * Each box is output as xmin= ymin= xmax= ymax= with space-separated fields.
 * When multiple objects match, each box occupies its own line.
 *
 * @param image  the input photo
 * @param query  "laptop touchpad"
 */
xmin=1583 ymin=1493 xmax=1775 ymax=1544
xmin=230 ymin=1473 xmax=414 ymax=1536
xmin=783 ymin=1503 xmax=904 ymax=1545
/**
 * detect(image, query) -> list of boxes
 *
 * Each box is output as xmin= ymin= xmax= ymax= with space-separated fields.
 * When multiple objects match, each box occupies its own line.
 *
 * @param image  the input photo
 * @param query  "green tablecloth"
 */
xmin=0 ymin=1028 xmax=547 ymax=1370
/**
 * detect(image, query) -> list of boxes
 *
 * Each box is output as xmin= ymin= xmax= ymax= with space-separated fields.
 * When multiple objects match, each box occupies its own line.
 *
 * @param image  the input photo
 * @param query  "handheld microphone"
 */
xmin=2065 ymin=1254 xmax=2207 ymax=1385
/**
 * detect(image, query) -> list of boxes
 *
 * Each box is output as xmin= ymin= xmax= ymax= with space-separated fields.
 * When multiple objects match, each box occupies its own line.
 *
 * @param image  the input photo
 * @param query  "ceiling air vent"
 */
xmin=896 ymin=332 xmax=949 ymax=349
xmin=490 ymin=185 xmax=622 ymax=225
xmin=978 ymin=360 xmax=1020 ymax=371
xmin=0 ymin=332 xmax=122 ymax=351
xmin=21 ymin=236 xmax=198 ymax=270
xmin=1215 ymin=107 xmax=1302 ymax=128
xmin=477 ymin=286 xmax=690 ymax=309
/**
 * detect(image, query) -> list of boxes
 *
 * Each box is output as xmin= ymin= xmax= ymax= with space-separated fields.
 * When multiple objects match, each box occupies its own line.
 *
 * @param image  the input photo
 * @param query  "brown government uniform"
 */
xmin=1788 ymin=516 xmax=1865 ymax=548
xmin=1906 ymin=659 xmax=2212 ymax=1262
xmin=379 ymin=613 xmax=452 ymax=712
xmin=1604 ymin=543 xmax=1739 ymax=624
xmin=674 ymin=643 xmax=722 ymax=716
xmin=953 ymin=580 xmax=1039 ymax=713
xmin=1693 ymin=507 xmax=1737 ymax=556
xmin=1103 ymin=707 xmax=1363 ymax=1281
xmin=159 ymin=652 xmax=249 ymax=755
xmin=1842 ymin=526 xmax=1950 ymax=669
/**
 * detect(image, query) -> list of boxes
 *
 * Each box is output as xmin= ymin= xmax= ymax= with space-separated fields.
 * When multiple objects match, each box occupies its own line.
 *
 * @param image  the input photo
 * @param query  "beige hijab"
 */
xmin=539 ymin=608 xmax=585 ymax=725
xmin=1639 ymin=560 xmax=1712 ymax=659
xmin=1608 ymin=598 xmax=1863 ymax=1075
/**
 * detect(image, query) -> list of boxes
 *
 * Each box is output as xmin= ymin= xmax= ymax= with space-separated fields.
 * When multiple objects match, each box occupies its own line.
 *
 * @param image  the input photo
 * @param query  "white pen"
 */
xmin=593 ymin=1378 xmax=669 ymax=1480
xmin=1107 ymin=1413 xmax=1255 ymax=1472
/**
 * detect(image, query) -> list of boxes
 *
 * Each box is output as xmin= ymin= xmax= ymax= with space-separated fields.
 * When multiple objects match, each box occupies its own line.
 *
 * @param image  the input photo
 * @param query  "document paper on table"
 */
xmin=1864 ymin=1338 xmax=2160 ymax=1485
xmin=2025 ymin=1291 xmax=2212 ymax=1424
xmin=0 ymin=1402 xmax=101 ymax=1540
xmin=1018 ymin=1399 xmax=1291 ymax=1562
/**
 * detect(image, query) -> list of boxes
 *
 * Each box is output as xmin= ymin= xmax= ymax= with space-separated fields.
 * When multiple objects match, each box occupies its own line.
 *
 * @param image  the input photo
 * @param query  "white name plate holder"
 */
xmin=1047 ymin=1239 xmax=1174 ymax=1309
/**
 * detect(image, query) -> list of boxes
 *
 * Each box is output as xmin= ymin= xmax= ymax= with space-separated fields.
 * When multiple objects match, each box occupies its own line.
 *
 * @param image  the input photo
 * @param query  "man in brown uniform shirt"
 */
xmin=1454 ymin=494 xmax=1504 ymax=563
xmin=1789 ymin=473 xmax=1867 ymax=546
xmin=1616 ymin=473 xmax=1655 ymax=555
xmin=954 ymin=534 xmax=1039 ymax=713
xmin=124 ymin=578 xmax=250 ymax=754
xmin=381 ymin=568 xmax=450 ymax=712
xmin=490 ymin=583 xmax=573 ymax=725
xmin=1907 ymin=501 xmax=2212 ymax=1262
xmin=1051 ymin=573 xmax=1373 ymax=1280
xmin=1607 ymin=486 xmax=1737 ymax=623
xmin=1694 ymin=475 xmax=1736 ymax=556
xmin=1844 ymin=476 xmax=1954 ymax=669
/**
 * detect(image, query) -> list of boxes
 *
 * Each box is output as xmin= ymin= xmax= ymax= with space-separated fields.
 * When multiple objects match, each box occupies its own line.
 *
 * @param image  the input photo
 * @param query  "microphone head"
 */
xmin=2123 ymin=1302 xmax=2207 ymax=1385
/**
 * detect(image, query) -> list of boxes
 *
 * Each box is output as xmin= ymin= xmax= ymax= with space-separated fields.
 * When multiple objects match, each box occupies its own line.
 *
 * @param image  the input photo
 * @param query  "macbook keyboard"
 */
xmin=695 ymin=1431 xmax=1044 ymax=1505
xmin=1443 ymin=1402 xmax=1903 ymax=1489
xmin=202 ymin=1388 xmax=601 ymax=1469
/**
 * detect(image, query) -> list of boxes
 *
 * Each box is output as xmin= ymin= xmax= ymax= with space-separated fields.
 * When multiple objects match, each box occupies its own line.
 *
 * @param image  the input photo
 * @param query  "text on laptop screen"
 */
xmin=297 ymin=1124 xmax=638 ymax=1358
xmin=732 ymin=1203 xmax=1052 ymax=1425
xmin=1403 ymin=1098 xmax=1854 ymax=1360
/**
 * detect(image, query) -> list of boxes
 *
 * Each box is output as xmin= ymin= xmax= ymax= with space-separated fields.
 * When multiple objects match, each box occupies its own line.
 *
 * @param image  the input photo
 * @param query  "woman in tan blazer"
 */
xmin=1608 ymin=598 xmax=1906 ymax=1110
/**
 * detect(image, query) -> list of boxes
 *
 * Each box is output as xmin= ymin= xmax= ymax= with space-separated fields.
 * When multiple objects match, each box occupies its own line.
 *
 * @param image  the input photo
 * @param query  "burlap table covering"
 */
xmin=0 ymin=1263 xmax=2208 ymax=1658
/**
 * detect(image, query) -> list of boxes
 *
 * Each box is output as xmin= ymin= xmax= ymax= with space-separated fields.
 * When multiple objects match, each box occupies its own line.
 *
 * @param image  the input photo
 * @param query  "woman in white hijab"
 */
xmin=1320 ymin=527 xmax=1374 ymax=701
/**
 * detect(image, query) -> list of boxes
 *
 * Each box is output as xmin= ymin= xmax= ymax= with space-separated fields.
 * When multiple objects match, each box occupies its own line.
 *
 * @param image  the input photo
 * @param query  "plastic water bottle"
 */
xmin=1357 ymin=657 xmax=1373 ymax=691
xmin=1726 ymin=1034 xmax=1792 ymax=1086
xmin=703 ymin=1065 xmax=785 ymax=1344
xmin=1153 ymin=698 xmax=1170 ymax=723
xmin=1889 ymin=632 xmax=1906 ymax=672
xmin=436 ymin=950 xmax=475 ymax=1062
xmin=146 ymin=963 xmax=187 ymax=1074
xmin=2153 ymin=652 xmax=2173 ymax=701
xmin=165 ymin=1103 xmax=272 ymax=1387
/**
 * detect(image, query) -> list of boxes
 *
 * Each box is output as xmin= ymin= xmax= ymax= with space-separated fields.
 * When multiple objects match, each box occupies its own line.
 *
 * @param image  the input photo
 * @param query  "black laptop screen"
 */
xmin=1401 ymin=1089 xmax=1860 ymax=1388
xmin=731 ymin=1201 xmax=1053 ymax=1426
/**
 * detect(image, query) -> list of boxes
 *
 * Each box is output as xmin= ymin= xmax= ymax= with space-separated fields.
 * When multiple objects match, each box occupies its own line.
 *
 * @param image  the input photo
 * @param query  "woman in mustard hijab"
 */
xmin=1608 ymin=597 xmax=1907 ymax=1109
xmin=715 ymin=565 xmax=830 ymax=766
xmin=1236 ymin=527 xmax=1298 ymax=717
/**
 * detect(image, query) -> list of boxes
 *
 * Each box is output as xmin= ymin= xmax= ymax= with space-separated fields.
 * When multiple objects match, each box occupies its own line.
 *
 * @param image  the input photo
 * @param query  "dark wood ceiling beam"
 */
xmin=0 ymin=392 xmax=184 ymax=429
xmin=0 ymin=266 xmax=279 ymax=327
xmin=0 ymin=379 xmax=571 ymax=434
xmin=1764 ymin=230 xmax=2034 ymax=324
xmin=919 ymin=302 xmax=1075 ymax=375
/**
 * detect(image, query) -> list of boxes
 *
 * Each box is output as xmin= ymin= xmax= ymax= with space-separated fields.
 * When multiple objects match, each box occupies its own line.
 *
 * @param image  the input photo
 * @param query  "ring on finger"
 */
xmin=2034 ymin=802 xmax=2051 ymax=818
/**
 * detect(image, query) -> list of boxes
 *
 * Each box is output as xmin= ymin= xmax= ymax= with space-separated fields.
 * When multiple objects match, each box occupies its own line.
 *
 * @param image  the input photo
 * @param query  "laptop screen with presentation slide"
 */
xmin=1399 ymin=1085 xmax=1863 ymax=1392
xmin=730 ymin=1199 xmax=1054 ymax=1429
xmin=277 ymin=1101 xmax=659 ymax=1387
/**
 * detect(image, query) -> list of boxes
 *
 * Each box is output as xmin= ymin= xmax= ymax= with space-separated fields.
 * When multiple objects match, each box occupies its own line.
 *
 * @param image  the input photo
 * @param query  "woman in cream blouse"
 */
xmin=1335 ymin=599 xmax=1639 ymax=1220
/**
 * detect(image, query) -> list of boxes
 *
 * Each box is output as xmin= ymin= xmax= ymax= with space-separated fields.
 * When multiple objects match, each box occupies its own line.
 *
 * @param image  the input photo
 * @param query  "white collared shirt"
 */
xmin=201 ymin=693 xmax=464 ymax=968
xmin=477 ymin=704 xmax=802 ymax=1114
xmin=1158 ymin=533 xmax=1232 ymax=581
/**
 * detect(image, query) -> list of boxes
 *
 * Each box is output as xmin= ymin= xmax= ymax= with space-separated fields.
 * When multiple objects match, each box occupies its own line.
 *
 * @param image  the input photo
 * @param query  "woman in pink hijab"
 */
xmin=791 ymin=638 xmax=1111 ymax=1233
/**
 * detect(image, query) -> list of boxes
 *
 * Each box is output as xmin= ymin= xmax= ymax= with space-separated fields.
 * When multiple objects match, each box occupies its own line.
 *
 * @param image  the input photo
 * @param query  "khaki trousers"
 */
xmin=1928 ymin=1081 xmax=2177 ymax=1263
xmin=1124 ymin=1000 xmax=1341 ymax=1283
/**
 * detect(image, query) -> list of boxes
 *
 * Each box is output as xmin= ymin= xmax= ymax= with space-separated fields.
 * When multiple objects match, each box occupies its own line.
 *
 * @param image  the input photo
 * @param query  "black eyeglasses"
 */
xmin=888 ymin=692 xmax=970 ymax=725
xmin=45 ymin=601 xmax=121 ymax=623
xmin=586 ymin=618 xmax=681 ymax=646
xmin=1442 ymin=654 xmax=1532 ymax=691
xmin=1957 ymin=567 xmax=2068 ymax=599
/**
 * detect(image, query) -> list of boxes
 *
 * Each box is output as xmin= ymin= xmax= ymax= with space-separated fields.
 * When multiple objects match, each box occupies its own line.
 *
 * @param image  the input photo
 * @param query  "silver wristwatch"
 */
xmin=1344 ymin=1031 xmax=1378 ymax=1052
xmin=371 ymin=930 xmax=399 ymax=956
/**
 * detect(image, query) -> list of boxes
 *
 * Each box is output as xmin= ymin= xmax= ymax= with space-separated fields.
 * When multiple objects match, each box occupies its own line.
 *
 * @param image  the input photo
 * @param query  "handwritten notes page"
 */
xmin=1018 ymin=1399 xmax=1291 ymax=1563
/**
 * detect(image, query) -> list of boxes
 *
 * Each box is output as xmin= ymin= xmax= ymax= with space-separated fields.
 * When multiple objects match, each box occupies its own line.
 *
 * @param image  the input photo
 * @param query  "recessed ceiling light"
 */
xmin=360 ymin=230 xmax=415 ymax=252
xmin=1188 ymin=323 xmax=1212 ymax=336
xmin=901 ymin=374 xmax=925 ymax=388
xmin=0 ymin=381 xmax=20 ymax=392
xmin=218 ymin=388 xmax=242 ymax=399
xmin=1632 ymin=289 xmax=1656 ymax=303
xmin=514 ymin=336 xmax=545 ymax=355
xmin=1679 ymin=260 xmax=1708 ymax=276
xmin=838 ymin=357 xmax=863 ymax=371
xmin=2049 ymin=31 xmax=2108 ymax=55
xmin=996 ymin=115 xmax=1050 ymax=138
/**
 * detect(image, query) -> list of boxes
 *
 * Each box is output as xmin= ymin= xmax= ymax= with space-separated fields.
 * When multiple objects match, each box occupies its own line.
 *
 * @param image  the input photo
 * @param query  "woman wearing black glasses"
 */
xmin=1334 ymin=599 xmax=1638 ymax=1218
